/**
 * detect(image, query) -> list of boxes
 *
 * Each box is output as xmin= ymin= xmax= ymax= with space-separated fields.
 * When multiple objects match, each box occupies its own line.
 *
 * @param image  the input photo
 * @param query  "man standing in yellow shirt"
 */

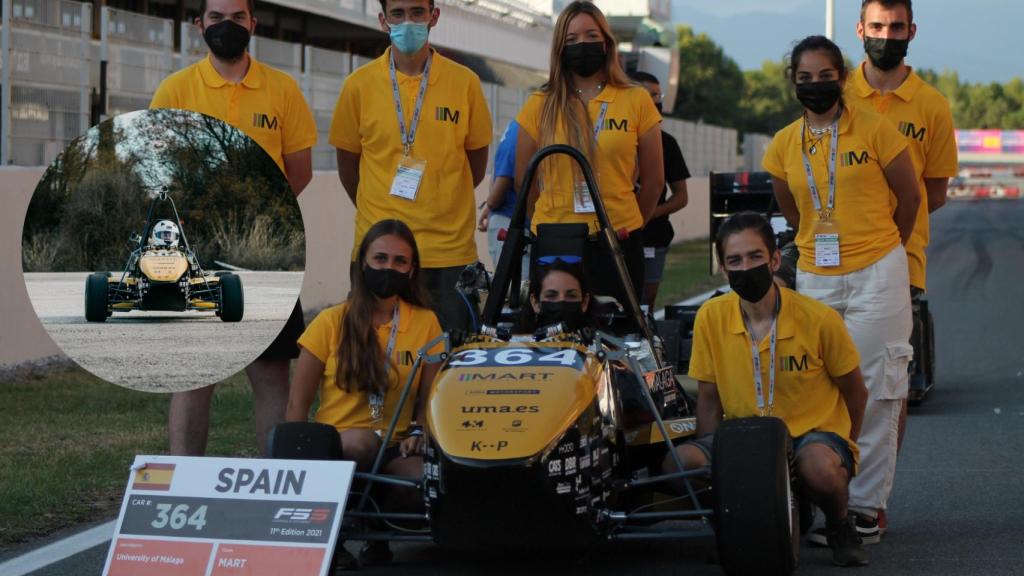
xmin=665 ymin=212 xmax=869 ymax=567
xmin=330 ymin=0 xmax=492 ymax=333
xmin=843 ymin=0 xmax=958 ymax=535
xmin=150 ymin=0 xmax=318 ymax=457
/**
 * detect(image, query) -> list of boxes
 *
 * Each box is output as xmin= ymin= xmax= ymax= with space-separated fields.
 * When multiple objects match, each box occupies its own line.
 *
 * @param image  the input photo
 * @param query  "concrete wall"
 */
xmin=1 ymin=167 xmax=710 ymax=368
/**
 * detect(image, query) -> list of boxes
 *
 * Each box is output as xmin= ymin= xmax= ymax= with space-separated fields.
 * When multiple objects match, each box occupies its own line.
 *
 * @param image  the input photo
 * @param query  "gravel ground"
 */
xmin=23 ymin=271 xmax=303 ymax=392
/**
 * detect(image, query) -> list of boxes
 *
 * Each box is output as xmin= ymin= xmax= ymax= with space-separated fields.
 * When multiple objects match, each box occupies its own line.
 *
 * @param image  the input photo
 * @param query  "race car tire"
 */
xmin=267 ymin=422 xmax=343 ymax=460
xmin=712 ymin=416 xmax=798 ymax=576
xmin=85 ymin=273 xmax=110 ymax=322
xmin=218 ymin=273 xmax=244 ymax=322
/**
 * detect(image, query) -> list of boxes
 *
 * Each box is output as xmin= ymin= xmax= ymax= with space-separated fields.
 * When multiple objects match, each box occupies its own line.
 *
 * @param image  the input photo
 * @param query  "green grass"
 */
xmin=0 ymin=366 xmax=257 ymax=547
xmin=654 ymin=237 xmax=725 ymax=311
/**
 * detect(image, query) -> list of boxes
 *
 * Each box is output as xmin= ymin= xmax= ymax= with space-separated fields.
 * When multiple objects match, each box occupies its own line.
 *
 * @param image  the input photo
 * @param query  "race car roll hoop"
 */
xmin=271 ymin=147 xmax=800 ymax=575
xmin=84 ymin=188 xmax=244 ymax=322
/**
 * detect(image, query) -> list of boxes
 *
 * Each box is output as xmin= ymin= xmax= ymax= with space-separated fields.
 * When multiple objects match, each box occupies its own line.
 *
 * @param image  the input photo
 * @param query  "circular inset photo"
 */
xmin=22 ymin=109 xmax=305 ymax=392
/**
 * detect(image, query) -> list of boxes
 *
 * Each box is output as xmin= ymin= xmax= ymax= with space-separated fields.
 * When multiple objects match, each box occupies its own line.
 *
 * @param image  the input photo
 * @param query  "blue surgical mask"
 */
xmin=389 ymin=22 xmax=430 ymax=55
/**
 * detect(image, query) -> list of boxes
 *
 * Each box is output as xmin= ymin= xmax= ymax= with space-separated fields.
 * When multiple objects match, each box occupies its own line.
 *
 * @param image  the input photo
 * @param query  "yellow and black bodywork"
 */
xmin=268 ymin=147 xmax=802 ymax=575
xmin=84 ymin=190 xmax=244 ymax=323
xmin=85 ymin=245 xmax=243 ymax=323
xmin=83 ymin=191 xmax=245 ymax=323
xmin=423 ymin=336 xmax=698 ymax=550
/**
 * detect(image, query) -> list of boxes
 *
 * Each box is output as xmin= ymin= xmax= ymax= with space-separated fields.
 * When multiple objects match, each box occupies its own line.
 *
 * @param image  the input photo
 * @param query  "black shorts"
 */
xmin=257 ymin=299 xmax=304 ymax=360
xmin=687 ymin=429 xmax=856 ymax=475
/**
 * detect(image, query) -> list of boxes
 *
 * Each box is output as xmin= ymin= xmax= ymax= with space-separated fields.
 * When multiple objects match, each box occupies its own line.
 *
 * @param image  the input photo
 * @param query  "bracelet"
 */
xmin=408 ymin=425 xmax=424 ymax=437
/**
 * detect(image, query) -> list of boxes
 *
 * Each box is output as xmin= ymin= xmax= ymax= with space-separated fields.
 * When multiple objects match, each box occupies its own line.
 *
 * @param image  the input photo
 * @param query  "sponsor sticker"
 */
xmin=564 ymin=456 xmax=578 ymax=475
xmin=548 ymin=459 xmax=562 ymax=476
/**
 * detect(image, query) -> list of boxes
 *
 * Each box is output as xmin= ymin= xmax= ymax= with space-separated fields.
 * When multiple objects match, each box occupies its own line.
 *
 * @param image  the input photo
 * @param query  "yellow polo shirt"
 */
xmin=762 ymin=105 xmax=908 ymax=275
xmin=846 ymin=64 xmax=959 ymax=290
xmin=515 ymin=84 xmax=661 ymax=233
xmin=329 ymin=48 xmax=492 ymax=269
xmin=150 ymin=55 xmax=317 ymax=174
xmin=298 ymin=298 xmax=443 ymax=440
xmin=689 ymin=288 xmax=861 ymax=468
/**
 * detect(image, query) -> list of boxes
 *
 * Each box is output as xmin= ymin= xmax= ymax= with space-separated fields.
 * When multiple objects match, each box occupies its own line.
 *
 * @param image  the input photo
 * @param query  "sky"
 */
xmin=670 ymin=0 xmax=1020 ymax=84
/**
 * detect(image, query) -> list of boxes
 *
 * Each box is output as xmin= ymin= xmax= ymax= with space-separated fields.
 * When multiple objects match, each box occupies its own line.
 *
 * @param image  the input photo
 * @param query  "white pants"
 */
xmin=798 ymin=246 xmax=913 ymax=512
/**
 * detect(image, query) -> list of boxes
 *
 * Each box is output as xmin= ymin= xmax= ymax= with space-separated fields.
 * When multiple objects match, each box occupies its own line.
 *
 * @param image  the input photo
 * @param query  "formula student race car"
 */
xmin=84 ymin=190 xmax=243 ymax=323
xmin=699 ymin=171 xmax=937 ymax=405
xmin=270 ymin=147 xmax=800 ymax=575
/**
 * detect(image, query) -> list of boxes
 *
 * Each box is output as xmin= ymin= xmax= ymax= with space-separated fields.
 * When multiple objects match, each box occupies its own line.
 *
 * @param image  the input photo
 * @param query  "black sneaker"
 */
xmin=808 ymin=511 xmax=881 ymax=547
xmin=358 ymin=541 xmax=394 ymax=567
xmin=828 ymin=516 xmax=870 ymax=567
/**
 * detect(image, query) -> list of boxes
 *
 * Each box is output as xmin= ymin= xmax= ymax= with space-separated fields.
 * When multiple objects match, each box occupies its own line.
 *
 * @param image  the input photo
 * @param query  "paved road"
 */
xmin=12 ymin=199 xmax=1024 ymax=575
xmin=24 ymin=271 xmax=303 ymax=392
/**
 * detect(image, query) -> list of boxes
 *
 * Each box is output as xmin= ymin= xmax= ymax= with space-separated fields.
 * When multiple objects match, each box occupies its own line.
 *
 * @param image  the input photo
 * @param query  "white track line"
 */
xmin=0 ymin=520 xmax=115 ymax=576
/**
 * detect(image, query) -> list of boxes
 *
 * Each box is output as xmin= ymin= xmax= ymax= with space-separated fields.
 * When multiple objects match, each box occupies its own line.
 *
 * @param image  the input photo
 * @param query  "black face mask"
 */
xmin=795 ymin=80 xmax=842 ymax=115
xmin=203 ymin=20 xmax=251 ymax=61
xmin=537 ymin=300 xmax=585 ymax=330
xmin=727 ymin=263 xmax=775 ymax=303
xmin=562 ymin=41 xmax=606 ymax=78
xmin=363 ymin=266 xmax=410 ymax=299
xmin=655 ymin=101 xmax=664 ymax=115
xmin=864 ymin=37 xmax=908 ymax=71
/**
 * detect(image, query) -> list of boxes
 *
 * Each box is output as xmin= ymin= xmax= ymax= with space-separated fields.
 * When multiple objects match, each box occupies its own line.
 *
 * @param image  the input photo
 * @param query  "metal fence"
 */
xmin=662 ymin=117 xmax=739 ymax=177
xmin=304 ymin=45 xmax=350 ymax=171
xmin=2 ymin=0 xmax=91 ymax=166
xmin=1 ymin=0 xmax=743 ymax=174
xmin=103 ymin=7 xmax=174 ymax=117
xmin=741 ymin=132 xmax=772 ymax=172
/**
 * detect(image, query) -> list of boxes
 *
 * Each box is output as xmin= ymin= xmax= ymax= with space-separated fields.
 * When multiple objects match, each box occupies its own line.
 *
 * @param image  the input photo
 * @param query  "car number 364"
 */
xmin=449 ymin=348 xmax=580 ymax=367
xmin=151 ymin=503 xmax=208 ymax=531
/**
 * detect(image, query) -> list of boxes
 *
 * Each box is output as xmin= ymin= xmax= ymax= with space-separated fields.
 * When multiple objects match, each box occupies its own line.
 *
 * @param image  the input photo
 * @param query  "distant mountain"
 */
xmin=670 ymin=1 xmax=823 ymax=70
xmin=670 ymin=0 xmax=1019 ymax=83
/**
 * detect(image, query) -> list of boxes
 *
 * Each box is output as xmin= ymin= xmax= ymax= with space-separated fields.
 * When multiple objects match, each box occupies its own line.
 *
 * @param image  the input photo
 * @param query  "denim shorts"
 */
xmin=643 ymin=245 xmax=669 ymax=283
xmin=686 ymin=429 xmax=855 ymax=475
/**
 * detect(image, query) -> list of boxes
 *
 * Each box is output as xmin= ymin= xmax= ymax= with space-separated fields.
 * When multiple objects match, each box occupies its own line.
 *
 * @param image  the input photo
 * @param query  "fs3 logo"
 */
xmin=273 ymin=507 xmax=330 ymax=523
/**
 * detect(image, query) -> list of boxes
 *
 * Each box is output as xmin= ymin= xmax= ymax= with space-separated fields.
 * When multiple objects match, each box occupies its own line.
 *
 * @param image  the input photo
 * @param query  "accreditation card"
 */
xmin=389 ymin=156 xmax=427 ymax=201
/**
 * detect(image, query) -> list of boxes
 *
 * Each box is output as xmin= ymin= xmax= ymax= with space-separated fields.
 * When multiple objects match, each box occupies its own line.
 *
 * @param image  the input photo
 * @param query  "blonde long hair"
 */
xmin=538 ymin=2 xmax=633 ymax=170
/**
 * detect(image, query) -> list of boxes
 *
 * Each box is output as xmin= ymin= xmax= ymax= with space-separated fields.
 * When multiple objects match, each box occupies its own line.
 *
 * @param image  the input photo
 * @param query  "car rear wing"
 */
xmin=708 ymin=171 xmax=787 ymax=274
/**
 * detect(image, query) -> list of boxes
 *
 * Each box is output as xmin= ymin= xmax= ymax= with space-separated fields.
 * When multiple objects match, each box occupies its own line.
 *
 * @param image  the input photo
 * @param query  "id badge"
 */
xmin=814 ymin=233 xmax=840 ymax=267
xmin=389 ymin=156 xmax=427 ymax=201
xmin=573 ymin=181 xmax=596 ymax=214
xmin=644 ymin=247 xmax=656 ymax=259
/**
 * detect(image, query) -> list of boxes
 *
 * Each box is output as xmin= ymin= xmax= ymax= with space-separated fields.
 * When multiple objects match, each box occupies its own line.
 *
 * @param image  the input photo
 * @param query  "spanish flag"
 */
xmin=132 ymin=463 xmax=175 ymax=491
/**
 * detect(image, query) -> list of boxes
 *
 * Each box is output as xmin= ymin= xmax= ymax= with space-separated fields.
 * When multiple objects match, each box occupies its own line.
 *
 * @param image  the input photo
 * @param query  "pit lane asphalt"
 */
xmin=23 ymin=271 xmax=302 ymax=393
xmin=10 ymin=199 xmax=1024 ymax=575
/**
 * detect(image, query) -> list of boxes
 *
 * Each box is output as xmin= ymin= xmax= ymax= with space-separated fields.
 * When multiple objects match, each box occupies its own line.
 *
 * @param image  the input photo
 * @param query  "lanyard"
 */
xmin=799 ymin=109 xmax=841 ymax=220
xmin=369 ymin=304 xmax=401 ymax=426
xmin=389 ymin=48 xmax=433 ymax=156
xmin=742 ymin=291 xmax=780 ymax=416
xmin=592 ymin=102 xmax=609 ymax=142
